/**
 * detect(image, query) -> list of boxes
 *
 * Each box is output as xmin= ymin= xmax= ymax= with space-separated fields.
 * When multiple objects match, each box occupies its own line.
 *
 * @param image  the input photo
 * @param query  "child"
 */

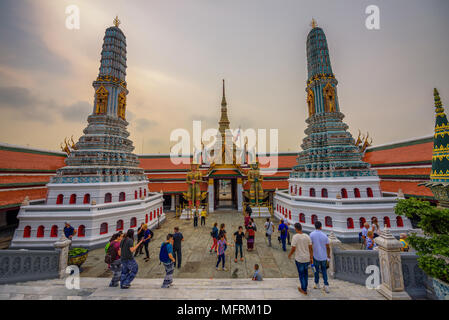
xmin=399 ymin=233 xmax=409 ymax=252
xmin=366 ymin=230 xmax=376 ymax=250
xmin=216 ymin=234 xmax=227 ymax=271
xmin=252 ymin=264 xmax=263 ymax=281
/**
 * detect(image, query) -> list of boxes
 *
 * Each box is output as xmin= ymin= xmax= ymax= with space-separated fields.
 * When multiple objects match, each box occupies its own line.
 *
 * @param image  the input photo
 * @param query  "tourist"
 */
xmin=252 ymin=264 xmax=263 ymax=281
xmin=310 ymin=221 xmax=330 ymax=293
xmin=234 ymin=226 xmax=245 ymax=262
xmin=142 ymin=224 xmax=153 ymax=262
xmin=120 ymin=229 xmax=144 ymax=289
xmin=250 ymin=218 xmax=257 ymax=231
xmin=210 ymin=222 xmax=219 ymax=253
xmin=361 ymin=222 xmax=370 ymax=249
xmin=246 ymin=221 xmax=256 ymax=251
xmin=159 ymin=233 xmax=176 ymax=288
xmin=193 ymin=210 xmax=199 ymax=228
xmin=264 ymin=218 xmax=274 ymax=247
xmin=244 ymin=212 xmax=251 ymax=230
xmin=134 ymin=223 xmax=145 ymax=257
xmin=372 ymin=217 xmax=380 ymax=238
xmin=245 ymin=205 xmax=252 ymax=218
xmin=278 ymin=219 xmax=289 ymax=252
xmin=200 ymin=207 xmax=207 ymax=226
xmin=173 ymin=227 xmax=184 ymax=269
xmin=216 ymin=234 xmax=227 ymax=271
xmin=106 ymin=232 xmax=123 ymax=287
xmin=63 ymin=222 xmax=77 ymax=240
xmin=286 ymin=221 xmax=291 ymax=246
xmin=399 ymin=233 xmax=409 ymax=252
xmin=219 ymin=223 xmax=227 ymax=242
xmin=288 ymin=222 xmax=313 ymax=295
xmin=366 ymin=230 xmax=376 ymax=250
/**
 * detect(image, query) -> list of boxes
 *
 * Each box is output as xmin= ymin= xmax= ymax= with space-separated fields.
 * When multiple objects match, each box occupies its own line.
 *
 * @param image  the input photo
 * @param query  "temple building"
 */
xmin=9 ymin=18 xmax=165 ymax=249
xmin=273 ymin=21 xmax=412 ymax=241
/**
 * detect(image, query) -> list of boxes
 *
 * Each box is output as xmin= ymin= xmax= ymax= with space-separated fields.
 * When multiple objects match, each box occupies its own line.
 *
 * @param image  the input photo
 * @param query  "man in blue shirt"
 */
xmin=310 ymin=221 xmax=330 ymax=293
xmin=63 ymin=222 xmax=76 ymax=240
xmin=160 ymin=234 xmax=176 ymax=288
xmin=278 ymin=219 xmax=289 ymax=251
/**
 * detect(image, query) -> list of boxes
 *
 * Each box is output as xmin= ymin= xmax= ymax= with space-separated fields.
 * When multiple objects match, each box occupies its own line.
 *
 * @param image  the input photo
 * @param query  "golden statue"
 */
xmin=183 ymin=164 xmax=207 ymax=213
xmin=60 ymin=137 xmax=71 ymax=155
xmin=95 ymin=86 xmax=108 ymax=114
xmin=307 ymin=89 xmax=315 ymax=117
xmin=118 ymin=91 xmax=126 ymax=120
xmin=245 ymin=162 xmax=267 ymax=206
xmin=323 ymin=83 xmax=336 ymax=112
xmin=361 ymin=132 xmax=373 ymax=152
xmin=70 ymin=135 xmax=78 ymax=150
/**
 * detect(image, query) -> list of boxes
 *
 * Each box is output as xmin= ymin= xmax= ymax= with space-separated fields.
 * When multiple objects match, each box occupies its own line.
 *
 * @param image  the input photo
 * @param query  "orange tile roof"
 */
xmin=364 ymin=142 xmax=433 ymax=165
xmin=0 ymin=175 xmax=52 ymax=184
xmin=0 ymin=188 xmax=47 ymax=207
xmin=379 ymin=181 xmax=434 ymax=198
xmin=0 ymin=149 xmax=65 ymax=171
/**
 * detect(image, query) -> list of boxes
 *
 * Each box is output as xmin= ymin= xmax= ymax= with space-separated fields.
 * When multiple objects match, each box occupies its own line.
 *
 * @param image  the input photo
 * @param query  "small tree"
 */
xmin=395 ymin=198 xmax=449 ymax=284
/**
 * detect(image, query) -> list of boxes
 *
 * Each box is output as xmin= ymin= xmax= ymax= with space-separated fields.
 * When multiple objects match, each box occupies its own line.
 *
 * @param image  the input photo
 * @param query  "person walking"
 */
xmin=361 ymin=222 xmax=370 ymax=249
xmin=105 ymin=232 xmax=123 ymax=287
xmin=120 ymin=229 xmax=143 ymax=289
xmin=246 ymin=222 xmax=256 ymax=251
xmin=278 ymin=219 xmax=289 ymax=252
xmin=371 ymin=217 xmax=380 ymax=238
xmin=200 ymin=207 xmax=207 ymax=226
xmin=210 ymin=222 xmax=219 ymax=253
xmin=63 ymin=222 xmax=77 ymax=240
xmin=159 ymin=234 xmax=176 ymax=288
xmin=134 ymin=223 xmax=145 ymax=257
xmin=310 ymin=221 xmax=331 ymax=293
xmin=173 ymin=227 xmax=184 ymax=269
xmin=216 ymin=234 xmax=227 ymax=271
xmin=193 ymin=210 xmax=199 ymax=228
xmin=142 ymin=224 xmax=153 ymax=262
xmin=244 ymin=212 xmax=251 ymax=230
xmin=288 ymin=223 xmax=313 ymax=295
xmin=234 ymin=226 xmax=245 ymax=262
xmin=264 ymin=218 xmax=274 ymax=247
xmin=219 ymin=223 xmax=228 ymax=251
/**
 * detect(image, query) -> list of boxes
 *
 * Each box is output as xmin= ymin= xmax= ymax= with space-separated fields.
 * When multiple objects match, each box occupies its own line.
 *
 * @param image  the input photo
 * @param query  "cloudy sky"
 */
xmin=0 ymin=0 xmax=448 ymax=154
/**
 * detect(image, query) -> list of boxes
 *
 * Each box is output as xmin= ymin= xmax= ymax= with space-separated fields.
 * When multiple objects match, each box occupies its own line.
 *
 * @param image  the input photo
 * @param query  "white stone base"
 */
xmin=179 ymin=209 xmax=200 ymax=220
xmin=377 ymin=285 xmax=411 ymax=300
xmin=249 ymin=206 xmax=271 ymax=218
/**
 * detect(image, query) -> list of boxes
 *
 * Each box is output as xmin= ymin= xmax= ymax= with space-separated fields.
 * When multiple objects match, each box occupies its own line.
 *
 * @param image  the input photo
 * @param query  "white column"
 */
xmin=237 ymin=178 xmax=243 ymax=211
xmin=170 ymin=194 xmax=175 ymax=211
xmin=208 ymin=179 xmax=214 ymax=213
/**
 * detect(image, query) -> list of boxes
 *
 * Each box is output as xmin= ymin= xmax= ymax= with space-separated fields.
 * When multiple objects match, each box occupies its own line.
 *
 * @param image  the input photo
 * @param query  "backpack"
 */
xmin=280 ymin=225 xmax=286 ymax=236
xmin=104 ymin=242 xmax=117 ymax=264
xmin=104 ymin=242 xmax=110 ymax=254
xmin=159 ymin=242 xmax=170 ymax=263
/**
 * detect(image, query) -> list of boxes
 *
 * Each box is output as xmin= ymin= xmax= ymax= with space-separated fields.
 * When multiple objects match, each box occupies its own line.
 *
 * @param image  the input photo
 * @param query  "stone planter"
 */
xmin=433 ymin=278 xmax=449 ymax=300
xmin=68 ymin=250 xmax=89 ymax=269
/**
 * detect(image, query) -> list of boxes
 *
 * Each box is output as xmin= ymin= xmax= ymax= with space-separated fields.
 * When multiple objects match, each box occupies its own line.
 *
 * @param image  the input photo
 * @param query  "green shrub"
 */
xmin=69 ymin=248 xmax=88 ymax=257
xmin=395 ymin=198 xmax=449 ymax=283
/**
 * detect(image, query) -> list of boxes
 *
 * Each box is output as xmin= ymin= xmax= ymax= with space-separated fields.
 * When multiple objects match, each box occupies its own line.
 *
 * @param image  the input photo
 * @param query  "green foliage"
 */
xmin=395 ymin=198 xmax=449 ymax=283
xmin=69 ymin=248 xmax=88 ymax=257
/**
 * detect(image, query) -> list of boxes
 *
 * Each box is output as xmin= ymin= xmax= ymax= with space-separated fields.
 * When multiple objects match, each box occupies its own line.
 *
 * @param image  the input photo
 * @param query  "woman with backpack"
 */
xmin=210 ymin=222 xmax=219 ymax=253
xmin=119 ymin=229 xmax=144 ymax=289
xmin=105 ymin=232 xmax=123 ymax=287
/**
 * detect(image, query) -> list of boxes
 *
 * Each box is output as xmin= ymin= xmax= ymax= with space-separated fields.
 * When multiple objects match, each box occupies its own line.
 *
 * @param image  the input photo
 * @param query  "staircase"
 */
xmin=0 ymin=277 xmax=385 ymax=300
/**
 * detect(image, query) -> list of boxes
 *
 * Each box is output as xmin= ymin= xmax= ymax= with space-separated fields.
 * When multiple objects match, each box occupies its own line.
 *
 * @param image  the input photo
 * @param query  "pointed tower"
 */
xmin=273 ymin=20 xmax=411 ymax=242
xmin=10 ymin=19 xmax=165 ymax=250
xmin=219 ymin=79 xmax=230 ymax=135
xmin=294 ymin=20 xmax=374 ymax=178
xmin=422 ymin=89 xmax=449 ymax=207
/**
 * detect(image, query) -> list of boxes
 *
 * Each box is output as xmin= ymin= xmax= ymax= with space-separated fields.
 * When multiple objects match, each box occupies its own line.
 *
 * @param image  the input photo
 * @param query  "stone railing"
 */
xmin=0 ymin=235 xmax=71 ymax=285
xmin=401 ymin=252 xmax=433 ymax=299
xmin=332 ymin=247 xmax=380 ymax=286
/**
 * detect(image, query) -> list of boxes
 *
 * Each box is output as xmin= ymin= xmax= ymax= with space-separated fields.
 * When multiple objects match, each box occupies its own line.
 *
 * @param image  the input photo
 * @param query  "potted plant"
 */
xmin=68 ymin=247 xmax=89 ymax=270
xmin=395 ymin=198 xmax=449 ymax=300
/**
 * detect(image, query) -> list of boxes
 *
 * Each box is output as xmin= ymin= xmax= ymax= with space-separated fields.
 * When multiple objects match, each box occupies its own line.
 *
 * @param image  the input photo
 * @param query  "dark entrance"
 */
xmin=214 ymin=179 xmax=238 ymax=210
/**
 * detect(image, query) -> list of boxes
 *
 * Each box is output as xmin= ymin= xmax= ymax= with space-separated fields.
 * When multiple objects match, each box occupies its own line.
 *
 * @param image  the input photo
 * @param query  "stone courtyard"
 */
xmin=81 ymin=211 xmax=360 ymax=280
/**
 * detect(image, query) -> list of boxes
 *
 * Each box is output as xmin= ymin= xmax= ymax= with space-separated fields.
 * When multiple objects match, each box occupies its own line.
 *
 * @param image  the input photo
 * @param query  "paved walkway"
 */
xmin=0 ymin=277 xmax=385 ymax=300
xmin=81 ymin=211 xmax=360 ymax=280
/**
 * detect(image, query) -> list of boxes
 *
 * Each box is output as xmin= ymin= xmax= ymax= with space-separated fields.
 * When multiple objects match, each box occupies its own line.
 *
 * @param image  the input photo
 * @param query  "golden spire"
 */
xmin=219 ymin=79 xmax=230 ymax=135
xmin=113 ymin=16 xmax=121 ymax=27
xmin=221 ymin=79 xmax=227 ymax=106
xmin=310 ymin=18 xmax=317 ymax=29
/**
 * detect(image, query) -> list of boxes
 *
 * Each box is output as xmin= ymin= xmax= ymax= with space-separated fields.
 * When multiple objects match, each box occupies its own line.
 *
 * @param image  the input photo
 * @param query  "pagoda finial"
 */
xmin=221 ymin=79 xmax=227 ymax=106
xmin=310 ymin=18 xmax=317 ymax=29
xmin=434 ymin=88 xmax=443 ymax=111
xmin=113 ymin=16 xmax=121 ymax=28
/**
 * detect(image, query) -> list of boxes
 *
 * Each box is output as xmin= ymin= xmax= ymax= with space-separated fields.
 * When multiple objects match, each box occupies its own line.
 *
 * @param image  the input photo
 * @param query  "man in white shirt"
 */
xmin=264 ymin=218 xmax=274 ymax=247
xmin=288 ymin=223 xmax=313 ymax=295
xmin=310 ymin=221 xmax=330 ymax=293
